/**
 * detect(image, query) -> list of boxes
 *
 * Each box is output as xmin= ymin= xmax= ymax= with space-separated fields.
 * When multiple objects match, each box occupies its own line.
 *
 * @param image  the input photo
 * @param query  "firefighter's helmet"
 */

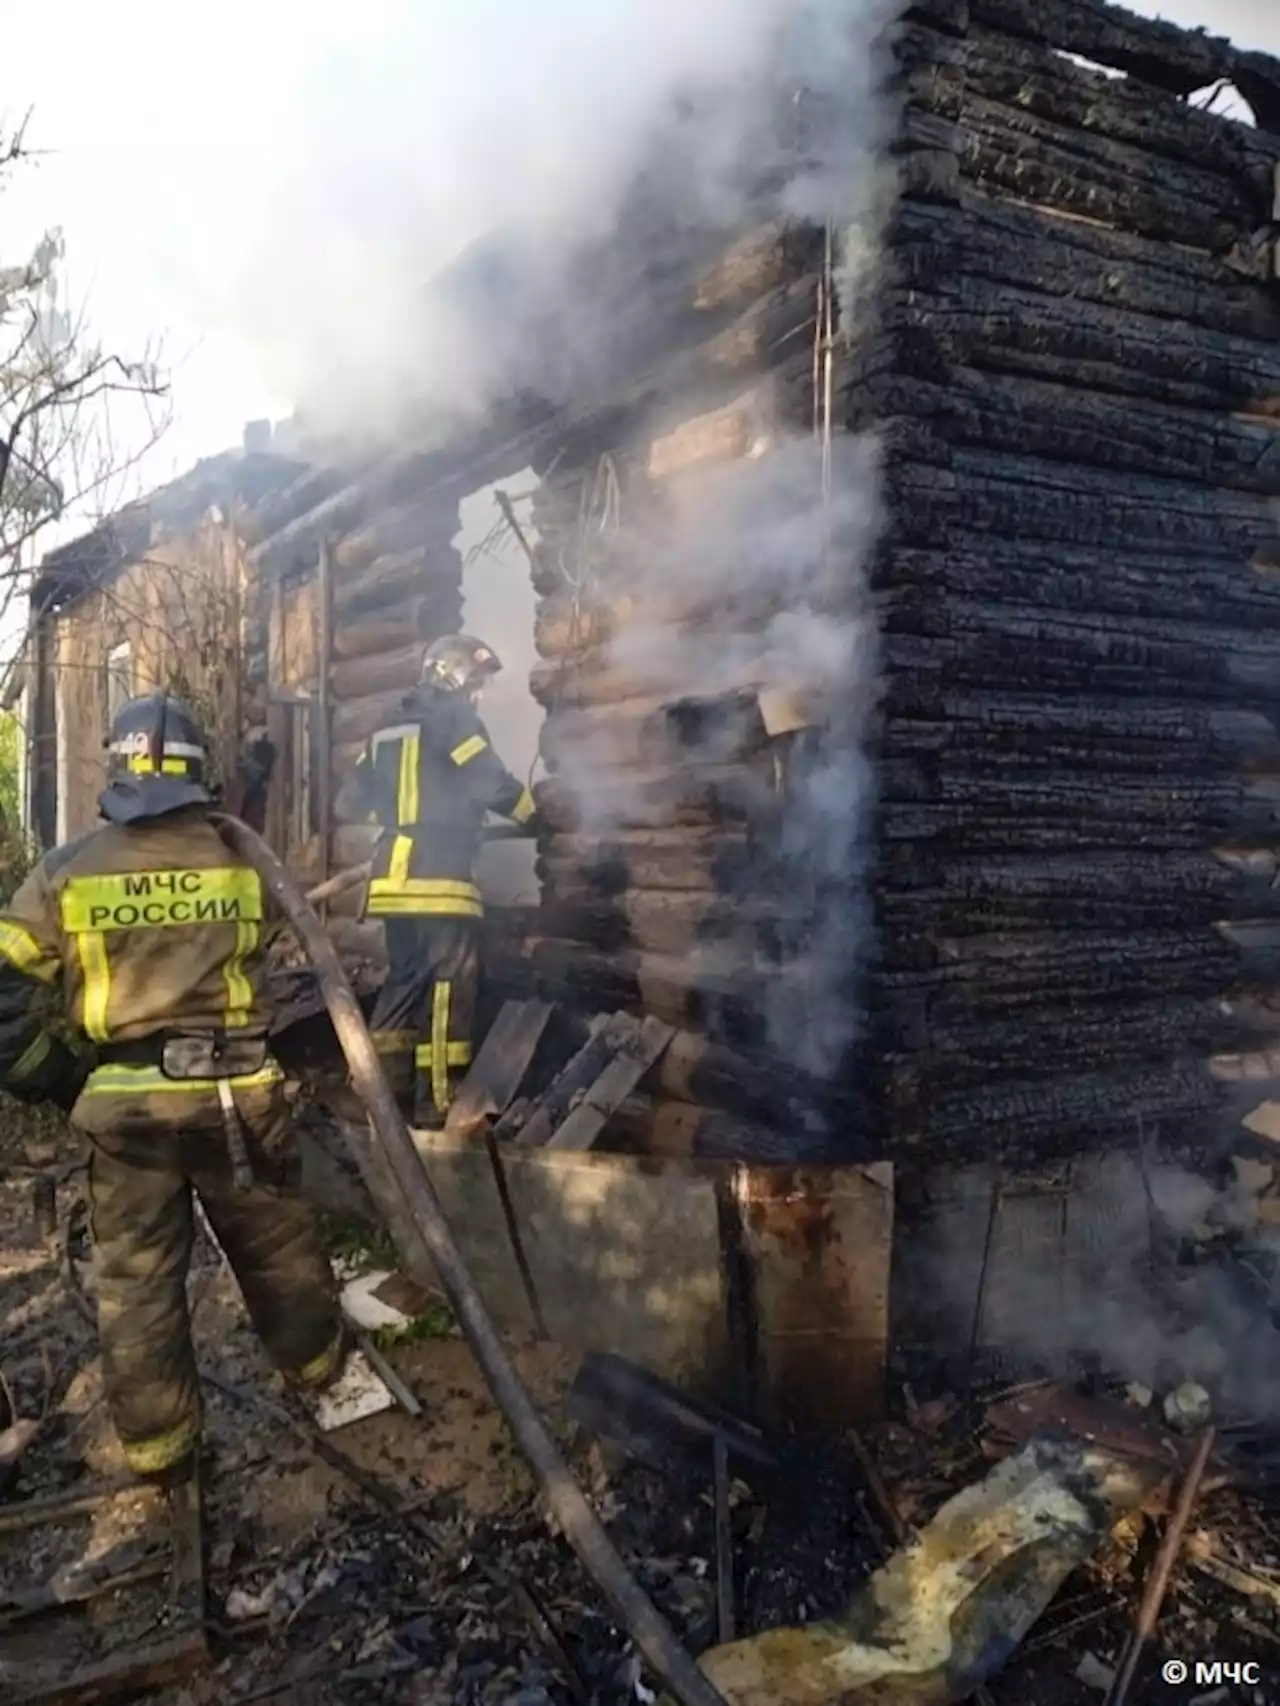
xmin=99 ymin=692 xmax=213 ymax=825
xmin=419 ymin=634 xmax=502 ymax=695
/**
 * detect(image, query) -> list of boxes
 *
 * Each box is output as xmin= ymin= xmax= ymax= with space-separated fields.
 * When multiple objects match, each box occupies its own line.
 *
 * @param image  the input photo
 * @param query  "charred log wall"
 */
xmin=870 ymin=0 xmax=1280 ymax=1167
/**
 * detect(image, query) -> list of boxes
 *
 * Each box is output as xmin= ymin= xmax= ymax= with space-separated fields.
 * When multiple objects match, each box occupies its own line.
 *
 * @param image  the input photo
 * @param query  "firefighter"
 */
xmin=0 ymin=692 xmax=343 ymax=1482
xmin=347 ymin=634 xmax=537 ymax=1126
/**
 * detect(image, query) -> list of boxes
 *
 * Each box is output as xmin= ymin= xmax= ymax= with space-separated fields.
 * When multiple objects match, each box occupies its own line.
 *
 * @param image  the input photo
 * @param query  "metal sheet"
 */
xmin=742 ymin=1163 xmax=893 ymax=1425
xmin=507 ymin=1147 xmax=729 ymax=1384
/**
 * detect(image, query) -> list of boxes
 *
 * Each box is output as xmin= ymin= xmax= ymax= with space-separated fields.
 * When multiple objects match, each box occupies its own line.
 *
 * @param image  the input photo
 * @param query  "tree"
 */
xmin=1 ymin=119 xmax=169 ymax=630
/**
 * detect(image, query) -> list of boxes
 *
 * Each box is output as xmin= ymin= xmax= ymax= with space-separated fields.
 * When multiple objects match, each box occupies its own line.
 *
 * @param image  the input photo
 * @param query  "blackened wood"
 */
xmin=886 ymin=453 xmax=1275 ymax=555
xmin=446 ymin=999 xmax=555 ymax=1137
xmin=331 ymin=545 xmax=461 ymax=621
xmin=330 ymin=641 xmax=422 ymax=703
xmin=897 ymin=23 xmax=1280 ymax=189
xmin=546 ymin=1016 xmax=676 ymax=1151
xmin=949 ymin=97 xmax=1258 ymax=249
xmin=863 ymin=369 xmax=1280 ymax=495
xmin=503 ymin=1018 xmax=633 ymax=1147
xmin=881 ymin=541 xmax=1280 ymax=629
xmin=332 ymin=500 xmax=459 ymax=575
xmin=332 ymin=592 xmax=465 ymax=661
xmin=967 ymin=0 xmax=1280 ymax=122
xmin=889 ymin=195 xmax=1280 ymax=342
xmin=884 ymin=280 xmax=1280 ymax=414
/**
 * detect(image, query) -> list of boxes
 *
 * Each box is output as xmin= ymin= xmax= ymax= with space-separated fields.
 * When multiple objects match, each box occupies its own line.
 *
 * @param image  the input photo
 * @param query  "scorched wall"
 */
xmin=868 ymin=0 xmax=1280 ymax=1168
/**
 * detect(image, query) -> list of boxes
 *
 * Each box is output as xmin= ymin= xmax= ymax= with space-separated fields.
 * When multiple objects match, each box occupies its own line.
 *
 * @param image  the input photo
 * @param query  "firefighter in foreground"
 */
xmin=0 ymin=693 xmax=344 ymax=1481
xmin=347 ymin=634 xmax=537 ymax=1125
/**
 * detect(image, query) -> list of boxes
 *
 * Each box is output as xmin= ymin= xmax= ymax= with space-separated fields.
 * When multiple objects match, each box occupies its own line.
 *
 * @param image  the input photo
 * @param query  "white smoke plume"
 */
xmin=234 ymin=0 xmax=897 ymax=1103
xmin=921 ymin=1157 xmax=1280 ymax=1420
xmin=230 ymin=0 xmax=898 ymax=439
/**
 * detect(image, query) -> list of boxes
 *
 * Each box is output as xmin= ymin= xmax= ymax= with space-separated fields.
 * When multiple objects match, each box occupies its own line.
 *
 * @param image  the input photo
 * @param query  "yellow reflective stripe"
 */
xmin=10 ymin=1030 xmax=52 ymax=1082
xmin=82 ymin=1061 xmax=284 ymax=1096
xmin=397 ymin=734 xmax=420 ymax=824
xmin=450 ymin=734 xmax=487 ymax=767
xmin=414 ymin=1042 xmax=472 ymax=1068
xmin=224 ymin=921 xmax=258 ymax=1029
xmin=431 ymin=980 xmax=451 ymax=1112
xmin=371 ymin=878 xmax=481 ymax=903
xmin=511 ymin=786 xmax=535 ymax=825
xmin=61 ymin=867 xmax=263 ymax=934
xmin=366 ymin=876 xmax=484 ymax=918
xmin=290 ymin=1331 xmax=345 ymax=1390
xmin=366 ymin=891 xmax=484 ymax=919
xmin=372 ymin=1029 xmax=417 ymax=1054
xmin=388 ymin=835 xmax=413 ymax=886
xmin=0 ymin=919 xmax=59 ymax=983
xmin=126 ymin=756 xmax=190 ymax=775
xmin=121 ymin=1417 xmax=200 ymax=1475
xmin=78 ymin=932 xmax=111 ymax=1042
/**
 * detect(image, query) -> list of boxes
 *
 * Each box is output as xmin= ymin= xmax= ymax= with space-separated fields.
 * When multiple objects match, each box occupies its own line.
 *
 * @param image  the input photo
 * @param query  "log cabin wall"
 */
xmin=520 ymin=227 xmax=881 ymax=1155
xmin=875 ymin=0 xmax=1280 ymax=1371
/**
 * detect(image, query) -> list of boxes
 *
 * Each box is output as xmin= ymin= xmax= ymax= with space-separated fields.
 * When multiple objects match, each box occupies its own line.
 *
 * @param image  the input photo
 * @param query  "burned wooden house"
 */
xmin=21 ymin=0 xmax=1280 ymax=1392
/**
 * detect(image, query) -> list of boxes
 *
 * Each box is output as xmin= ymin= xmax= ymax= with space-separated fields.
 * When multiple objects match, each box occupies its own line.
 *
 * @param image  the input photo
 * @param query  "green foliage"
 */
xmin=0 ymin=710 xmax=33 ymax=903
xmin=371 ymin=1301 xmax=455 ymax=1351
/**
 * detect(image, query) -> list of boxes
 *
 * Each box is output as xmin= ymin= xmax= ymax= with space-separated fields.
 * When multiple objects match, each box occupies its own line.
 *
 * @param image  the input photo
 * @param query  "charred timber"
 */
xmin=878 ymin=848 xmax=1280 ymax=929
xmin=859 ymin=371 xmax=1280 ymax=495
xmin=884 ymin=998 xmax=1237 ymax=1090
xmin=539 ymin=828 xmax=750 ymax=894
xmin=879 ymin=762 xmax=1280 ymax=841
xmin=879 ymin=925 xmax=1238 ymax=1002
xmin=330 ymin=592 xmax=465 ymax=661
xmin=879 ymin=800 xmax=1274 ymax=854
xmin=536 ymin=890 xmax=751 ymax=958
xmin=886 ymin=454 xmax=1276 ymax=555
xmin=331 ymin=546 xmax=463 ymax=621
xmin=947 ymin=102 xmax=1259 ymax=251
xmin=964 ymin=0 xmax=1280 ymax=126
xmin=880 ymin=541 xmax=1280 ymax=629
xmin=880 ymin=613 xmax=1280 ymax=708
xmin=915 ymin=1060 xmax=1223 ymax=1165
xmin=888 ymin=195 xmax=1280 ymax=342
xmin=330 ymin=642 xmax=422 ymax=703
xmin=880 ymin=694 xmax=1280 ymax=763
xmin=534 ymin=765 xmax=771 ymax=833
xmin=884 ymin=281 xmax=1280 ymax=414
xmin=894 ymin=22 xmax=1280 ymax=186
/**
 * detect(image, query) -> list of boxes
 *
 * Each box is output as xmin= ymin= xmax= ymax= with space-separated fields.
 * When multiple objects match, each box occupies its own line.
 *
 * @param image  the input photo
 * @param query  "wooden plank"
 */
xmin=502 ymin=1017 xmax=631 ymax=1147
xmin=546 ymin=1016 xmax=678 ymax=1151
xmin=14 ymin=1632 xmax=207 ymax=1706
xmin=445 ymin=998 xmax=555 ymax=1138
xmin=0 ymin=1479 xmax=139 ymax=1535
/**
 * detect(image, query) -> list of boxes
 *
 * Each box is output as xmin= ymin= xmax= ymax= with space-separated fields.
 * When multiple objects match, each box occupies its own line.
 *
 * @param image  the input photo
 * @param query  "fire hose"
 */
xmin=212 ymin=814 xmax=729 ymax=1706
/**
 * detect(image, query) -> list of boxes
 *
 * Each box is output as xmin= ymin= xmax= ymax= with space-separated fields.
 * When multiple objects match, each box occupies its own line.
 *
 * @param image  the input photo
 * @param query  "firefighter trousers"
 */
xmin=82 ymin=1082 xmax=342 ymax=1477
xmin=367 ymin=916 xmax=479 ymax=1124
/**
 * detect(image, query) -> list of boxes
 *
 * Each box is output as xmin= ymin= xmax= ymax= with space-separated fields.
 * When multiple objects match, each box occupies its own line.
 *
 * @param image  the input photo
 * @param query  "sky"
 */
xmin=5 ymin=0 xmax=1279 ymax=516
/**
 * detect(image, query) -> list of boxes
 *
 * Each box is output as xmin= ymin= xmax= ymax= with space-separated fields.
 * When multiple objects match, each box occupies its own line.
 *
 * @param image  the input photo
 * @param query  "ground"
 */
xmin=5 ymin=1095 xmax=1280 ymax=1706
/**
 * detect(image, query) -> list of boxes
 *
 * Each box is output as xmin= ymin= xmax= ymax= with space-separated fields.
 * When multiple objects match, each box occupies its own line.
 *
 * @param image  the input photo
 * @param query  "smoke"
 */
xmin=229 ymin=0 xmax=898 ymax=439
xmin=232 ymin=0 xmax=896 ymax=1105
xmin=924 ymin=1157 xmax=1280 ymax=1420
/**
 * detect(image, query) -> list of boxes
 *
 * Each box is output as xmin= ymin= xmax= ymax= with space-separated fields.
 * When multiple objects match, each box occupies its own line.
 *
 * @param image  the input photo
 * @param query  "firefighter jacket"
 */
xmin=0 ymin=808 xmax=278 ymax=1128
xmin=351 ymin=690 xmax=535 ymax=920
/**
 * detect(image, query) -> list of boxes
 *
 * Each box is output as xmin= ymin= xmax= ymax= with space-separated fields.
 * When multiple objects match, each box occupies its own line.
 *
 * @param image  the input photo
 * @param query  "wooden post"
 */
xmin=316 ymin=535 xmax=334 ymax=896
